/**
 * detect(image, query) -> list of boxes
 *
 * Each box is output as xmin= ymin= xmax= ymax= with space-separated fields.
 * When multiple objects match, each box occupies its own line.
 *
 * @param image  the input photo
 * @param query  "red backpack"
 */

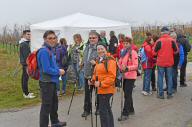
xmin=26 ymin=50 xmax=40 ymax=80
xmin=26 ymin=47 xmax=51 ymax=80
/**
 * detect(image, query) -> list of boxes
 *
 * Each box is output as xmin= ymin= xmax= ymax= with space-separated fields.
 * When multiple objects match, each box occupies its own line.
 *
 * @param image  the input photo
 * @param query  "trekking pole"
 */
xmin=110 ymin=95 xmax=114 ymax=108
xmin=120 ymin=73 xmax=124 ymax=120
xmin=90 ymin=83 xmax=94 ymax=127
xmin=95 ymin=76 xmax=98 ymax=127
xmin=67 ymin=80 xmax=77 ymax=115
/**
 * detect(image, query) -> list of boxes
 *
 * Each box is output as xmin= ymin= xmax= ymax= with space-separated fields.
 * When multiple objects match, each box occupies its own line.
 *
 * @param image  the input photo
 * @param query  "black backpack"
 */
xmin=102 ymin=56 xmax=122 ymax=88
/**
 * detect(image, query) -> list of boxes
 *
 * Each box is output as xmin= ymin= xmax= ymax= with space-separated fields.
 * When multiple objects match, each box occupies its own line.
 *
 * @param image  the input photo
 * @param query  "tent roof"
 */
xmin=31 ymin=13 xmax=130 ymax=30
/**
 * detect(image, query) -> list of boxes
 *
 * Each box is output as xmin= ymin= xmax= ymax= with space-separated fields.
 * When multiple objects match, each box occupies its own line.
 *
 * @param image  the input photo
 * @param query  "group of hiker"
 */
xmin=18 ymin=27 xmax=191 ymax=127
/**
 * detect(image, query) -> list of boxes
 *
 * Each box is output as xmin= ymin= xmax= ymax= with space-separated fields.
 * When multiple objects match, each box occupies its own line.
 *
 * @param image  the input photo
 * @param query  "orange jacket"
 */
xmin=92 ymin=54 xmax=116 ymax=95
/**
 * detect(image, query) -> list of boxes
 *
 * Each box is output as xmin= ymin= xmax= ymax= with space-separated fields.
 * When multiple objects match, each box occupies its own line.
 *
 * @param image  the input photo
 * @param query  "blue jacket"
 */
xmin=37 ymin=43 xmax=60 ymax=84
xmin=178 ymin=44 xmax=184 ymax=67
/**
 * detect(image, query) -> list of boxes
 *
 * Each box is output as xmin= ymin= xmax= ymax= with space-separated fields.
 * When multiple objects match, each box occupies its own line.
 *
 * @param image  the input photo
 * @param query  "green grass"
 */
xmin=0 ymin=46 xmax=41 ymax=110
xmin=188 ymin=38 xmax=192 ymax=62
xmin=0 ymin=44 xmax=79 ymax=111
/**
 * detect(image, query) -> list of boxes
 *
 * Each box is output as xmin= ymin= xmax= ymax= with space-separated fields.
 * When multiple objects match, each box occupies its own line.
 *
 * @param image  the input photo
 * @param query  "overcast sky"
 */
xmin=0 ymin=0 xmax=191 ymax=27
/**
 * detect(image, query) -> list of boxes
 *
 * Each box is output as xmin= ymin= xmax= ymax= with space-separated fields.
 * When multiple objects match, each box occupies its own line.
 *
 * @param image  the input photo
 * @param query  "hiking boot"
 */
xmin=167 ymin=95 xmax=173 ymax=99
xmin=157 ymin=95 xmax=164 ymax=99
xmin=95 ymin=110 xmax=100 ymax=115
xmin=129 ymin=111 xmax=135 ymax=115
xmin=180 ymin=84 xmax=187 ymax=87
xmin=118 ymin=115 xmax=128 ymax=121
xmin=23 ymin=93 xmax=35 ymax=99
xmin=51 ymin=121 xmax=67 ymax=127
xmin=81 ymin=111 xmax=90 ymax=117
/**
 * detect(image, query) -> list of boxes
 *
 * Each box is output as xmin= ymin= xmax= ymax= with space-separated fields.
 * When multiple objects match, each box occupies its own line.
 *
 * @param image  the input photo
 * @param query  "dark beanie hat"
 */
xmin=161 ymin=27 xmax=169 ymax=32
xmin=97 ymin=42 xmax=107 ymax=50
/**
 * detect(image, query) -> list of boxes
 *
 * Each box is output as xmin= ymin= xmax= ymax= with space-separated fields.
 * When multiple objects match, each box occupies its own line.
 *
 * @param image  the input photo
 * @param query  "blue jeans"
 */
xmin=56 ymin=72 xmax=67 ymax=93
xmin=72 ymin=63 xmax=85 ymax=89
xmin=143 ymin=69 xmax=152 ymax=93
xmin=157 ymin=66 xmax=173 ymax=96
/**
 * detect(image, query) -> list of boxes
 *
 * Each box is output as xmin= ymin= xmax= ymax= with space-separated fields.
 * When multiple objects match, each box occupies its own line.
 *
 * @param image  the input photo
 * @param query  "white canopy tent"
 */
xmin=30 ymin=13 xmax=132 ymax=51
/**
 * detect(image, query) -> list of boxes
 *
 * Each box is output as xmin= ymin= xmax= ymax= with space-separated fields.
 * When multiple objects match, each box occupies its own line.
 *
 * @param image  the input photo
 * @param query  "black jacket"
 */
xmin=109 ymin=36 xmax=118 ymax=54
xmin=177 ymin=34 xmax=191 ymax=58
xmin=19 ymin=41 xmax=31 ymax=66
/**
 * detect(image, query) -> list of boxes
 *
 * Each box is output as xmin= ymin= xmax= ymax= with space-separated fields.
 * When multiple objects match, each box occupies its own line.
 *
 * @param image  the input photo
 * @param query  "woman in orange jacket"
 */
xmin=91 ymin=43 xmax=116 ymax=127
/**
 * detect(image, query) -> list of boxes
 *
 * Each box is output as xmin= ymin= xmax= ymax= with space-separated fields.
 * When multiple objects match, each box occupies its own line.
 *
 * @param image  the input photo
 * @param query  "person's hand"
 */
xmin=88 ymin=80 xmax=94 ymax=85
xmin=122 ymin=65 xmax=127 ymax=71
xmin=94 ymin=81 xmax=100 ymax=87
xmin=59 ymin=69 xmax=65 ymax=75
xmin=90 ymin=60 xmax=96 ymax=65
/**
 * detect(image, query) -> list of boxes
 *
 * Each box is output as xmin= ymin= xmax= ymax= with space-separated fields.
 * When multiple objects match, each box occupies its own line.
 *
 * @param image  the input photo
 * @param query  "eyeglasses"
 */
xmin=89 ymin=37 xmax=97 ymax=39
xmin=47 ymin=37 xmax=57 ymax=40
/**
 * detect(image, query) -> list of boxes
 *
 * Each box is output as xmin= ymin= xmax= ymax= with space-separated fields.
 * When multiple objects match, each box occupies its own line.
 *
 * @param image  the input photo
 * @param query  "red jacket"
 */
xmin=153 ymin=34 xmax=177 ymax=67
xmin=113 ymin=41 xmax=138 ymax=59
xmin=131 ymin=43 xmax=138 ymax=52
xmin=142 ymin=41 xmax=154 ymax=70
xmin=114 ymin=41 xmax=124 ymax=59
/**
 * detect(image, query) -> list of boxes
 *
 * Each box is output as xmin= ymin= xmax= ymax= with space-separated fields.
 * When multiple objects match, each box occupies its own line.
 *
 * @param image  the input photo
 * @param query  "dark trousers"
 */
xmin=39 ymin=81 xmax=59 ymax=127
xmin=99 ymin=94 xmax=114 ymax=127
xmin=83 ymin=78 xmax=99 ymax=112
xmin=172 ymin=66 xmax=178 ymax=90
xmin=123 ymin=79 xmax=135 ymax=116
xmin=21 ymin=65 xmax=29 ymax=95
xmin=151 ymin=66 xmax=156 ymax=89
xmin=180 ymin=58 xmax=187 ymax=85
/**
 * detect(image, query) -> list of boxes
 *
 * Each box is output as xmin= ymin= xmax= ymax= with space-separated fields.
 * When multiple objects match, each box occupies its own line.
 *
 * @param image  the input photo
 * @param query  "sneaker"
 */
xmin=23 ymin=93 xmax=35 ymax=99
xmin=142 ymin=91 xmax=151 ymax=96
xmin=167 ymin=95 xmax=173 ymax=99
xmin=118 ymin=115 xmax=128 ymax=121
xmin=51 ymin=121 xmax=67 ymax=127
xmin=28 ymin=93 xmax=34 ymax=96
xmin=148 ymin=92 xmax=153 ymax=95
xmin=157 ymin=95 xmax=164 ymax=99
xmin=81 ymin=111 xmax=90 ymax=117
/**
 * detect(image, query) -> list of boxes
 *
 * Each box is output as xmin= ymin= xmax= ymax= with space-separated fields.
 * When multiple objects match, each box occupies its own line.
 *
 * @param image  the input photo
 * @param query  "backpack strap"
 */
xmin=104 ymin=56 xmax=115 ymax=72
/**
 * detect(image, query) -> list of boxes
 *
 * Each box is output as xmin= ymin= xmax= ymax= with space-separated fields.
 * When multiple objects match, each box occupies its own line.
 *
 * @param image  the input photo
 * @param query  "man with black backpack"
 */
xmin=19 ymin=30 xmax=35 ymax=99
xmin=177 ymin=32 xmax=191 ymax=87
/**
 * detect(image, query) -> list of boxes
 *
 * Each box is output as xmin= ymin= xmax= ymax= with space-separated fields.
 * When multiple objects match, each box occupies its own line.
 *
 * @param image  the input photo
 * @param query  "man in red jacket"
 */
xmin=153 ymin=27 xmax=178 ymax=99
xmin=142 ymin=32 xmax=154 ymax=96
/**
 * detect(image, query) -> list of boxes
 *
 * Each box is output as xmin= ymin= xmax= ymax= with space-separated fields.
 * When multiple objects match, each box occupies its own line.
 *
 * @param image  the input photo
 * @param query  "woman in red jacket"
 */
xmin=118 ymin=37 xmax=138 ymax=121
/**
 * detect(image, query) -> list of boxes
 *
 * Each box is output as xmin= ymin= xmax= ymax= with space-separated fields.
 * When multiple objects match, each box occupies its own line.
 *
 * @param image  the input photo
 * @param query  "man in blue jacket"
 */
xmin=37 ymin=30 xmax=66 ymax=127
